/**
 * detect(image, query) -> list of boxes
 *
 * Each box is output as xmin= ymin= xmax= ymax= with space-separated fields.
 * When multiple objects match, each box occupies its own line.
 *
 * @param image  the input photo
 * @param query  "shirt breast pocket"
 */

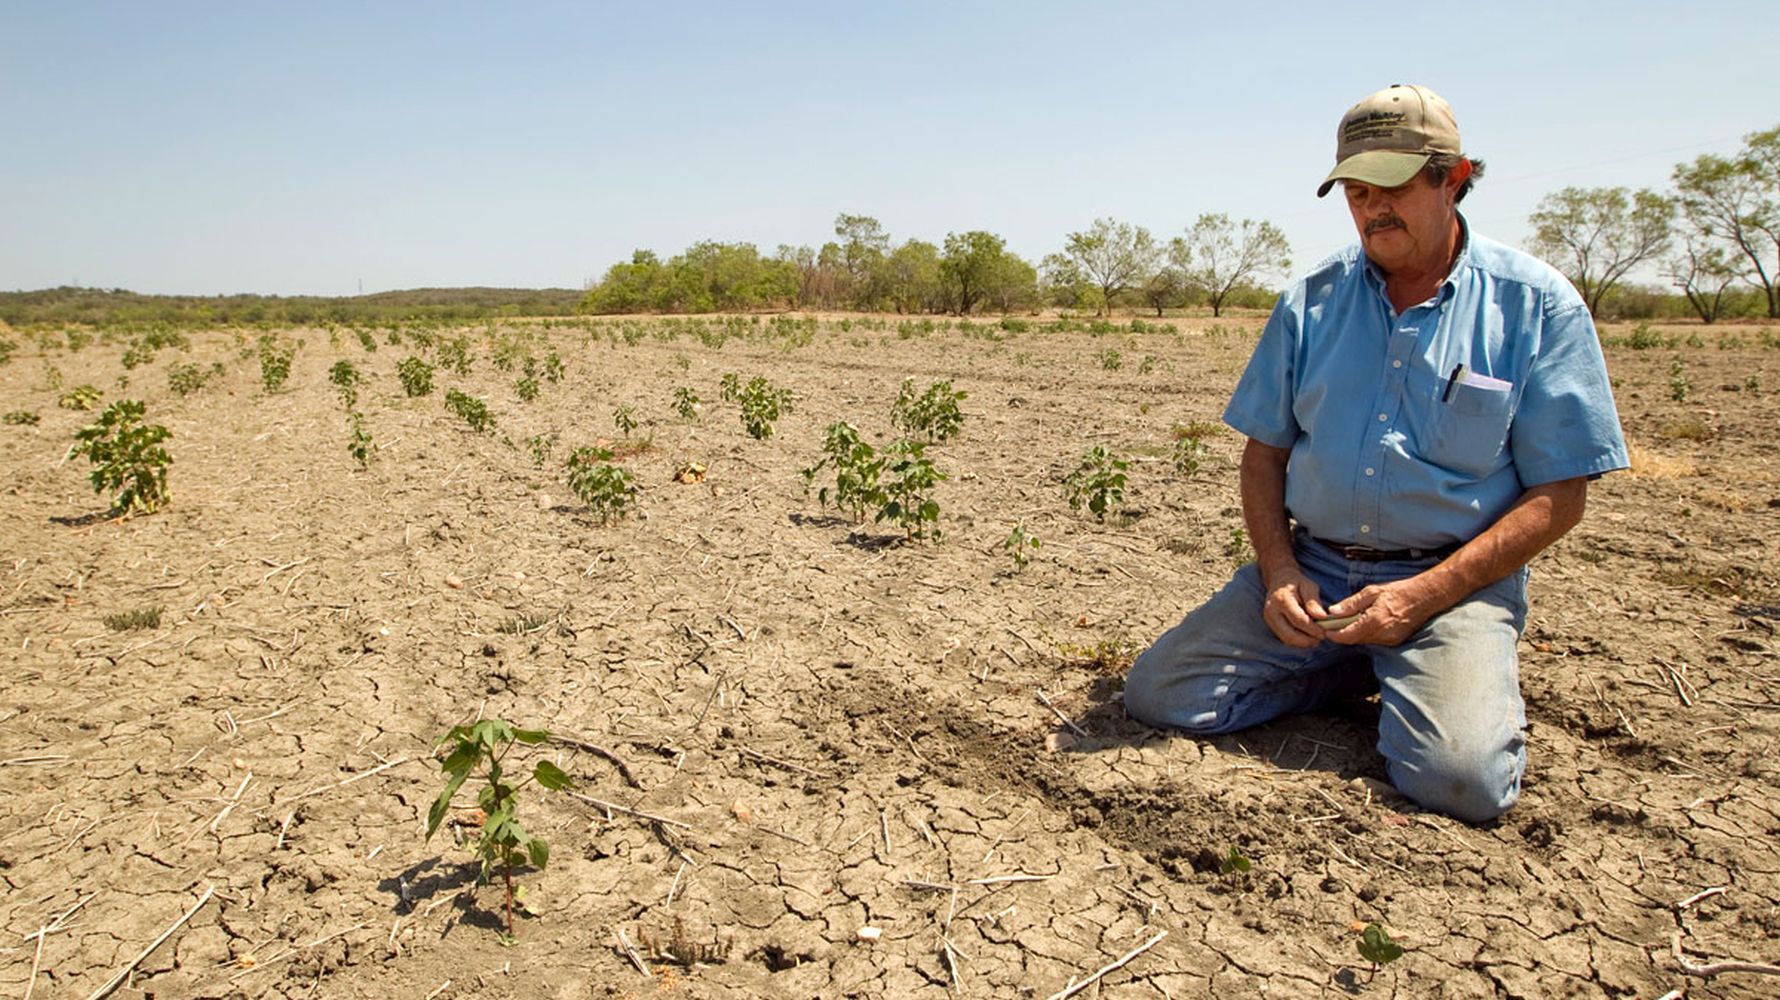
xmin=1420 ymin=375 xmax=1515 ymax=477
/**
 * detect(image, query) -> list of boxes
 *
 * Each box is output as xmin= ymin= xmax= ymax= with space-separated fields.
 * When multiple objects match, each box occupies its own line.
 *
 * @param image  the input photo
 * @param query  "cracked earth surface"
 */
xmin=2 ymin=317 xmax=1777 ymax=998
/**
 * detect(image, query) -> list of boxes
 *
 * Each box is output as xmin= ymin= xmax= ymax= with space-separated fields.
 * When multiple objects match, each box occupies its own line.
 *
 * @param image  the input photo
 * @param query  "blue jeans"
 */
xmin=1124 ymin=535 xmax=1528 ymax=822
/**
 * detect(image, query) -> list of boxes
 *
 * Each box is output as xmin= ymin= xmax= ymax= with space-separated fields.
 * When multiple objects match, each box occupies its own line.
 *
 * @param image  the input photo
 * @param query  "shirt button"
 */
xmin=1377 ymin=413 xmax=1388 ymax=422
xmin=1359 ymin=525 xmax=1372 ymax=534
xmin=1392 ymin=360 xmax=1402 ymax=368
xmin=1365 ymin=467 xmax=1375 ymax=476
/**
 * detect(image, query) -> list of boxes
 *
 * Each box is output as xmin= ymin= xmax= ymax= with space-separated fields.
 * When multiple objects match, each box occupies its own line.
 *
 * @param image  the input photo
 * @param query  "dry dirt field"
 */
xmin=2 ymin=314 xmax=1777 ymax=999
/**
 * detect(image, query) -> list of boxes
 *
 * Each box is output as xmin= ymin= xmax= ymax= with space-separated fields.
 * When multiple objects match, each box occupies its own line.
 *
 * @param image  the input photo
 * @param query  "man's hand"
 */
xmin=1317 ymin=578 xmax=1436 ymax=646
xmin=1261 ymin=563 xmax=1330 ymax=648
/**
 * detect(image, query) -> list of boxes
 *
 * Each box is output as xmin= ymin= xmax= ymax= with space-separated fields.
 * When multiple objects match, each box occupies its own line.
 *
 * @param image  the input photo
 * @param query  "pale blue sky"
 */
xmin=3 ymin=1 xmax=1775 ymax=296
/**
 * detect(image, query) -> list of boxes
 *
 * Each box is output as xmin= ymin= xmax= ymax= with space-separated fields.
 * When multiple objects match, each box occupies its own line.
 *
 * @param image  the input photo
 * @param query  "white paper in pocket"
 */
xmin=1459 ymin=370 xmax=1513 ymax=392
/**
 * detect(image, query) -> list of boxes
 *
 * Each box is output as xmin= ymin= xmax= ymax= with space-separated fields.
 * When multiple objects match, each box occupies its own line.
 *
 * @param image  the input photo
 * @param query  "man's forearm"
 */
xmin=1239 ymin=439 xmax=1297 ymax=583
xmin=1405 ymin=477 xmax=1589 ymax=617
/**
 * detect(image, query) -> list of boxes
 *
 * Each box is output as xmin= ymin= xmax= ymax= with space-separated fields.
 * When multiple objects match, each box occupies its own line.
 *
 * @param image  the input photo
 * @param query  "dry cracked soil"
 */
xmin=2 ymin=314 xmax=1777 ymax=999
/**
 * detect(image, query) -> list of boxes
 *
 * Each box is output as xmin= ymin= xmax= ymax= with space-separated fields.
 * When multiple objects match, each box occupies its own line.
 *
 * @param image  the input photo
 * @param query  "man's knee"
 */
xmin=1122 ymin=649 xmax=1229 ymax=734
xmin=1387 ymin=745 xmax=1522 ymax=823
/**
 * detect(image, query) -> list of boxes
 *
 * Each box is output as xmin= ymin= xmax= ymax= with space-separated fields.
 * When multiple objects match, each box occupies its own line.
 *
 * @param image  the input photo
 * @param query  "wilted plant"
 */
xmin=890 ymin=377 xmax=967 ymax=442
xmin=329 ymin=359 xmax=362 ymax=408
xmin=258 ymin=336 xmax=296 ymax=393
xmin=397 ymin=356 xmax=435 ymax=397
xmin=801 ymin=421 xmax=882 ymax=523
xmin=445 ymin=389 xmax=496 ymax=433
xmin=1004 ymin=523 xmax=1041 ymax=569
xmin=738 ymin=376 xmax=791 ymax=440
xmin=876 ymin=438 xmax=945 ymax=540
xmin=1173 ymin=435 xmax=1207 ymax=477
xmin=70 ymin=399 xmax=172 ymax=515
xmin=3 ymin=410 xmax=40 ymax=425
xmin=59 ymin=384 xmax=102 ymax=410
xmin=1064 ymin=446 xmax=1128 ymax=521
xmin=612 ymin=404 xmax=638 ymax=437
xmin=426 ymin=719 xmax=573 ymax=943
xmin=102 ymin=605 xmax=162 ymax=631
xmin=355 ymin=328 xmax=379 ymax=352
xmin=565 ymin=446 xmax=637 ymax=524
xmin=672 ymin=386 xmax=701 ymax=421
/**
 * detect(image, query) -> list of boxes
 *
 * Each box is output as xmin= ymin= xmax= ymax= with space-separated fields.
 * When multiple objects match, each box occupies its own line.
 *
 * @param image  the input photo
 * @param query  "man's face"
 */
xmin=1341 ymin=164 xmax=1467 ymax=274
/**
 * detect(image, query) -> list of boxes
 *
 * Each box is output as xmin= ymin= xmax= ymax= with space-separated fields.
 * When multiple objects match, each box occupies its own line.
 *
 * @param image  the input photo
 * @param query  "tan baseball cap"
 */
xmin=1316 ymin=84 xmax=1461 ymax=197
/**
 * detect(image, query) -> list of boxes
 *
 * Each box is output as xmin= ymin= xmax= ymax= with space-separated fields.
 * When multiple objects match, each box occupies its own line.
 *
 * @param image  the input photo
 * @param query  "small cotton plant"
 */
xmin=1064 ymin=445 xmax=1128 ymax=521
xmin=738 ymin=376 xmax=791 ymax=440
xmin=890 ymin=377 xmax=967 ymax=442
xmin=70 ymin=399 xmax=172 ymax=515
xmin=1004 ymin=523 xmax=1041 ymax=569
xmin=397 ymin=356 xmax=435 ymax=397
xmin=565 ymin=446 xmax=637 ymax=524
xmin=426 ymin=719 xmax=573 ymax=943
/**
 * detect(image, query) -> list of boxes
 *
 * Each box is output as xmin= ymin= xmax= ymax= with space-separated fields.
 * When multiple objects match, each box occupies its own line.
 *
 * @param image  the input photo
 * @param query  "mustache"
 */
xmin=1365 ymin=216 xmax=1406 ymax=235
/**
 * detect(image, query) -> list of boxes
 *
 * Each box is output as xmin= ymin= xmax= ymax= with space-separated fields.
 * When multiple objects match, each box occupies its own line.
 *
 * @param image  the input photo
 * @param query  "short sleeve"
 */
xmin=1508 ymin=304 xmax=1630 ymax=485
xmin=1222 ymin=296 xmax=1301 ymax=448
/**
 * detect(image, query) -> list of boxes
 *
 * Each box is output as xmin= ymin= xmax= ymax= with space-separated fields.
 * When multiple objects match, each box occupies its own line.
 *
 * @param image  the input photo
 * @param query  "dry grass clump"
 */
xmin=1626 ymin=437 xmax=1697 ymax=478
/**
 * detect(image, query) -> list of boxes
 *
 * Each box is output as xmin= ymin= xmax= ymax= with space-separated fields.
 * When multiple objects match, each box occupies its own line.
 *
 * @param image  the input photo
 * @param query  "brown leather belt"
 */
xmin=1312 ymin=537 xmax=1462 ymax=562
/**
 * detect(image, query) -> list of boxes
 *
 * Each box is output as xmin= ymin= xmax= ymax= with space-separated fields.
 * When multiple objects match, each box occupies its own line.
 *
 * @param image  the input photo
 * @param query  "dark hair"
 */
xmin=1423 ymin=154 xmax=1484 ymax=203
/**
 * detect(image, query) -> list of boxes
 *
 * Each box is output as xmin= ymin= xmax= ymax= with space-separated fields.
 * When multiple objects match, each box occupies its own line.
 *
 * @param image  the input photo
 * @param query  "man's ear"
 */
xmin=1446 ymin=158 xmax=1474 ymax=194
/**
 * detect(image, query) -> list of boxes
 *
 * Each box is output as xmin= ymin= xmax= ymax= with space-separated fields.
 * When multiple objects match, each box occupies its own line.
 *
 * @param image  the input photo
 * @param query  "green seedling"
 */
xmin=565 ymin=446 xmax=637 ymax=525
xmin=514 ymin=376 xmax=540 ymax=402
xmin=718 ymin=372 xmax=741 ymax=402
xmin=347 ymin=412 xmax=373 ymax=468
xmin=1357 ymin=921 xmax=1404 ymax=979
xmin=1138 ymin=354 xmax=1158 ymax=374
xmin=397 ymin=356 xmax=435 ymax=397
xmin=426 ymin=719 xmax=573 ymax=943
xmin=528 ymin=432 xmax=556 ymax=467
xmin=890 ymin=378 xmax=967 ymax=442
xmin=355 ymin=328 xmax=379 ymax=352
xmin=329 ymin=359 xmax=362 ymax=408
xmin=542 ymin=351 xmax=565 ymax=382
xmin=444 ymin=389 xmax=496 ymax=433
xmin=4 ymin=410 xmax=40 ymax=426
xmin=1064 ymin=446 xmax=1128 ymax=521
xmin=70 ymin=399 xmax=172 ymax=515
xmin=1004 ymin=523 xmax=1041 ymax=569
xmin=59 ymin=384 xmax=102 ymax=411
xmin=802 ymin=421 xmax=882 ymax=524
xmin=876 ymin=438 xmax=945 ymax=541
xmin=1224 ymin=527 xmax=1252 ymax=562
xmin=738 ymin=376 xmax=791 ymax=440
xmin=612 ymin=404 xmax=638 ymax=438
xmin=437 ymin=336 xmax=473 ymax=375
xmin=1218 ymin=846 xmax=1253 ymax=875
xmin=673 ymin=386 xmax=701 ymax=422
xmin=1097 ymin=347 xmax=1123 ymax=370
xmin=1669 ymin=357 xmax=1691 ymax=403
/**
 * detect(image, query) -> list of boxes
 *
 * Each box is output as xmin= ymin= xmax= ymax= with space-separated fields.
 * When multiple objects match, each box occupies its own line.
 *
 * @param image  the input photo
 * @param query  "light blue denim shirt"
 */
xmin=1223 ymin=215 xmax=1629 ymax=550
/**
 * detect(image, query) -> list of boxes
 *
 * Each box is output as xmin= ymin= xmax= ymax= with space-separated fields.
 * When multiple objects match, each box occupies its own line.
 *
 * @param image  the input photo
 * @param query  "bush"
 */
xmin=58 ymin=384 xmax=102 ymax=410
xmin=71 ymin=399 xmax=173 ymax=514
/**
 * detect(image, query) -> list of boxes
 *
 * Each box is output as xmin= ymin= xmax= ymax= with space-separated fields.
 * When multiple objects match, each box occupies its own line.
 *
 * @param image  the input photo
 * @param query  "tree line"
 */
xmin=0 ymin=286 xmax=585 ymax=328
xmin=1528 ymin=123 xmax=1779 ymax=321
xmin=580 ymin=213 xmax=1291 ymax=317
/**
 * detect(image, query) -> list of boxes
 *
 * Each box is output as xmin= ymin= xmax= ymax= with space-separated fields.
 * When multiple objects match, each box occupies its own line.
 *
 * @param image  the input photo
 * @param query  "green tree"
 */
xmin=581 ymin=250 xmax=663 ymax=314
xmin=835 ymin=213 xmax=891 ymax=309
xmin=1673 ymin=125 xmax=1780 ymax=318
xmin=1170 ymin=214 xmax=1291 ymax=316
xmin=1527 ymin=186 xmax=1673 ymax=316
xmin=1063 ymin=218 xmax=1161 ymax=315
xmin=885 ymin=239 xmax=944 ymax=314
xmin=1140 ymin=266 xmax=1189 ymax=316
xmin=940 ymin=230 xmax=1007 ymax=315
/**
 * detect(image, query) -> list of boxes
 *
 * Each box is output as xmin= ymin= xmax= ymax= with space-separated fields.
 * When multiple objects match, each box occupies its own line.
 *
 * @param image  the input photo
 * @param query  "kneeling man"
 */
xmin=1124 ymin=84 xmax=1628 ymax=822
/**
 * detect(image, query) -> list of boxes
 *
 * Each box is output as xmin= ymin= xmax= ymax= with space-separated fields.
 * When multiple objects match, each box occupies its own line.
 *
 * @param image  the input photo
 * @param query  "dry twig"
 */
xmin=86 ymin=884 xmax=214 ymax=1000
xmin=1046 ymin=929 xmax=1169 ymax=1000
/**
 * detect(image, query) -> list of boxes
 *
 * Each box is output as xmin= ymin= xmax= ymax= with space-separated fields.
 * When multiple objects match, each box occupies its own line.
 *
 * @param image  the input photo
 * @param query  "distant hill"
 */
xmin=0 ymin=286 xmax=585 ymax=327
